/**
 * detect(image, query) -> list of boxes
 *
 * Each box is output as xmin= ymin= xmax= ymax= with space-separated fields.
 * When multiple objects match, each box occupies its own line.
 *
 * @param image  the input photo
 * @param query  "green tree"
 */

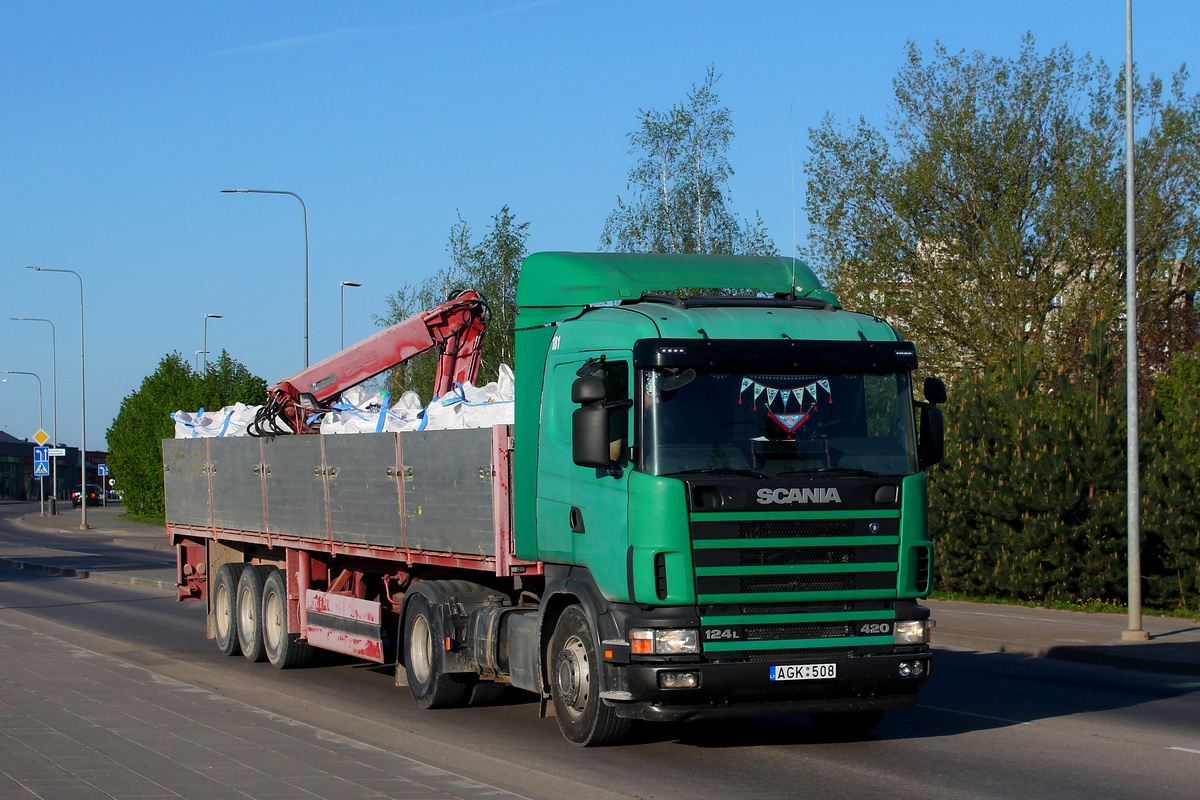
xmin=378 ymin=206 xmax=528 ymax=400
xmin=106 ymin=351 xmax=265 ymax=516
xmin=806 ymin=35 xmax=1199 ymax=376
xmin=602 ymin=65 xmax=778 ymax=257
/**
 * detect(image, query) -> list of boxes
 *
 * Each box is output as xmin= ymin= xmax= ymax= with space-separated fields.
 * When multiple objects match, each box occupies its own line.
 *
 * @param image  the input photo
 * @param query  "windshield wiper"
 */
xmin=667 ymin=468 xmax=766 ymax=478
xmin=774 ymin=467 xmax=879 ymax=477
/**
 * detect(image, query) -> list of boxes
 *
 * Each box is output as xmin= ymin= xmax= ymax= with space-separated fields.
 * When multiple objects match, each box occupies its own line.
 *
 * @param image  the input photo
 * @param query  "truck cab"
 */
xmin=511 ymin=253 xmax=943 ymax=742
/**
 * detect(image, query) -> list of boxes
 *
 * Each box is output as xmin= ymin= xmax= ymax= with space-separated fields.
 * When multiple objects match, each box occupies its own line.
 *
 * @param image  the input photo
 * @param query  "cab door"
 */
xmin=535 ymin=353 xmax=634 ymax=601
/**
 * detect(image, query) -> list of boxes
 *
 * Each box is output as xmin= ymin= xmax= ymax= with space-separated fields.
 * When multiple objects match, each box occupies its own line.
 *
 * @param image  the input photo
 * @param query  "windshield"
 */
xmin=639 ymin=369 xmax=919 ymax=477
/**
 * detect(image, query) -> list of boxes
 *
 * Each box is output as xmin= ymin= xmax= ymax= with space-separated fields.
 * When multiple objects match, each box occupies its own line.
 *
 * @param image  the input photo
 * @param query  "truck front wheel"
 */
xmin=548 ymin=605 xmax=630 ymax=746
xmin=403 ymin=593 xmax=469 ymax=708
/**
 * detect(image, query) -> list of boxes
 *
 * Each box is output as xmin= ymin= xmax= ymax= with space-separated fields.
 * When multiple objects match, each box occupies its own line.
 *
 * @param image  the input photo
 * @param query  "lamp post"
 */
xmin=1122 ymin=0 xmax=1148 ymax=642
xmin=11 ymin=316 xmax=58 ymax=513
xmin=339 ymin=281 xmax=361 ymax=350
xmin=26 ymin=265 xmax=89 ymax=530
xmin=203 ymin=314 xmax=223 ymax=371
xmin=195 ymin=350 xmax=208 ymax=371
xmin=221 ymin=188 xmax=309 ymax=366
xmin=3 ymin=369 xmax=45 ymax=513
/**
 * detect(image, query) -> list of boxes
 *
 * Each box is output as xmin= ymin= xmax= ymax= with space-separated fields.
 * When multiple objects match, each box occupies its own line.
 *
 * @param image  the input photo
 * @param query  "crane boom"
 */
xmin=251 ymin=289 xmax=488 ymax=435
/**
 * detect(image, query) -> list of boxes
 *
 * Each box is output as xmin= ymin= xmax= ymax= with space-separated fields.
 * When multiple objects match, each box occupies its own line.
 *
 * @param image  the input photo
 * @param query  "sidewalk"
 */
xmin=0 ymin=615 xmax=524 ymax=800
xmin=6 ymin=507 xmax=1200 ymax=678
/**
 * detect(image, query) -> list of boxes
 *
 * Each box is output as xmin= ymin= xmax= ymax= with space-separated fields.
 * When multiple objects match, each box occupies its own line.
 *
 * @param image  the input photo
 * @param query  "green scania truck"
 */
xmin=165 ymin=252 xmax=945 ymax=746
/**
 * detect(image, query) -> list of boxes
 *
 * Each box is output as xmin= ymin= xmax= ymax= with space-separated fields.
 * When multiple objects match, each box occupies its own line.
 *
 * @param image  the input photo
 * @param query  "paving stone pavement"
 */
xmin=0 ymin=618 xmax=525 ymax=800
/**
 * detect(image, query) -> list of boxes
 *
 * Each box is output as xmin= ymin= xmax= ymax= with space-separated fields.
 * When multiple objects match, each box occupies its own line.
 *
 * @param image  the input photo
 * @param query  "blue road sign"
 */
xmin=98 ymin=464 xmax=108 ymax=477
xmin=34 ymin=446 xmax=49 ymax=477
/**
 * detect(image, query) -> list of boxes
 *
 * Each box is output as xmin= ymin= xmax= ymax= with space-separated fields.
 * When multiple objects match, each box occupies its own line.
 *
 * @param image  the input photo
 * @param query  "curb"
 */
xmin=0 ymin=557 xmax=175 ymax=592
xmin=934 ymin=632 xmax=1200 ymax=678
xmin=12 ymin=514 xmax=174 ymax=552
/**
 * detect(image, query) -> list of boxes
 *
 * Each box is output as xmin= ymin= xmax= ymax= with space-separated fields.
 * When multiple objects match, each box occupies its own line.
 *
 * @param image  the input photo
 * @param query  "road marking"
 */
xmin=918 ymin=704 xmax=1031 ymax=725
xmin=1166 ymin=746 xmax=1200 ymax=755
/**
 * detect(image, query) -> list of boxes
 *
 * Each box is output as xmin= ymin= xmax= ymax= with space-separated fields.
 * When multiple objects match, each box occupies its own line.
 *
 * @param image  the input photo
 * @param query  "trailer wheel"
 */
xmin=549 ymin=605 xmax=630 ymax=746
xmin=403 ymin=593 xmax=468 ymax=708
xmin=262 ymin=569 xmax=314 ymax=670
xmin=810 ymin=710 xmax=884 ymax=739
xmin=212 ymin=563 xmax=246 ymax=656
xmin=236 ymin=565 xmax=273 ymax=663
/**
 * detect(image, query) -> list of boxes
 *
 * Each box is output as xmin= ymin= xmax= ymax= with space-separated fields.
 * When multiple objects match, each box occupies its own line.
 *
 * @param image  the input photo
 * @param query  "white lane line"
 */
xmin=1166 ymin=746 xmax=1200 ymax=755
xmin=918 ymin=704 xmax=1031 ymax=725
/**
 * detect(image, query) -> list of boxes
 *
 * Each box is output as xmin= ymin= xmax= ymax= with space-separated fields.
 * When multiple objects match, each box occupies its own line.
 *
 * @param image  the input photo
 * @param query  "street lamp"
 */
xmin=195 ymin=350 xmax=209 ymax=371
xmin=26 ymin=265 xmax=89 ymax=530
xmin=203 ymin=313 xmax=223 ymax=371
xmin=11 ymin=316 xmax=58 ymax=513
xmin=340 ymin=281 xmax=361 ymax=350
xmin=221 ymin=188 xmax=309 ymax=366
xmin=3 ymin=369 xmax=45 ymax=514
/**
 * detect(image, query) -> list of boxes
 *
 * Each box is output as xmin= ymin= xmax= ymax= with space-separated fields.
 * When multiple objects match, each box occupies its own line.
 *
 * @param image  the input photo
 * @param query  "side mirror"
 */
xmin=571 ymin=375 xmax=630 ymax=474
xmin=923 ymin=376 xmax=947 ymax=405
xmin=572 ymin=376 xmax=606 ymax=404
xmin=572 ymin=375 xmax=612 ymax=469
xmin=573 ymin=405 xmax=611 ymax=468
xmin=919 ymin=405 xmax=945 ymax=469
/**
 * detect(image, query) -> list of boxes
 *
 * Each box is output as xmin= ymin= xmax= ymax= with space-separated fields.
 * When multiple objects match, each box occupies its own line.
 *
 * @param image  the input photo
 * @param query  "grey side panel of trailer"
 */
xmin=401 ymin=428 xmax=495 ymax=555
xmin=324 ymin=433 xmax=403 ymax=547
xmin=210 ymin=437 xmax=268 ymax=532
xmin=163 ymin=439 xmax=212 ymax=527
xmin=261 ymin=435 xmax=328 ymax=539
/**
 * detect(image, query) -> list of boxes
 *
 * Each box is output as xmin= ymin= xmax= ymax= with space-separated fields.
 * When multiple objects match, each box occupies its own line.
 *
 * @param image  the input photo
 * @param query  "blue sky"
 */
xmin=1 ymin=1 xmax=1194 ymax=452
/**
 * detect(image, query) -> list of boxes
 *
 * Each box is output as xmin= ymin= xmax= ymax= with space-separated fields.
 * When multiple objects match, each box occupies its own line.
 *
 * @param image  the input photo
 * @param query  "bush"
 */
xmin=930 ymin=349 xmax=1200 ymax=612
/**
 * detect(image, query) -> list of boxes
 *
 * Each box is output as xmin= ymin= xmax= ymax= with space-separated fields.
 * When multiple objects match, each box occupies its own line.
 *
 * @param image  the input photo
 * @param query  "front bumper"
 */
xmin=609 ymin=651 xmax=931 ymax=723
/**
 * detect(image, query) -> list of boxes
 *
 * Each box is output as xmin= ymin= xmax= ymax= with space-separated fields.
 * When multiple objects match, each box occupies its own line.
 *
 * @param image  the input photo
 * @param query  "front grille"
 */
xmin=739 ymin=545 xmax=855 ymax=566
xmin=743 ymin=574 xmax=855 ymax=593
xmin=698 ymin=571 xmax=895 ymax=596
xmin=695 ymin=544 xmax=897 ymax=569
xmin=692 ymin=517 xmax=899 ymax=541
xmin=701 ymin=600 xmax=894 ymax=615
xmin=744 ymin=621 xmax=853 ymax=640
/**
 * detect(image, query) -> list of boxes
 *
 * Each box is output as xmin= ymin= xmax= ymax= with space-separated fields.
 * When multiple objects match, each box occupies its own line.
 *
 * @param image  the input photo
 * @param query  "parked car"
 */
xmin=71 ymin=484 xmax=104 ymax=507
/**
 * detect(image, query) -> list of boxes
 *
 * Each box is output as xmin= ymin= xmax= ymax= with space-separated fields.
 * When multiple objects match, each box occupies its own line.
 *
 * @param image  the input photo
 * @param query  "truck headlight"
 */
xmin=630 ymin=628 xmax=700 ymax=655
xmin=894 ymin=619 xmax=930 ymax=645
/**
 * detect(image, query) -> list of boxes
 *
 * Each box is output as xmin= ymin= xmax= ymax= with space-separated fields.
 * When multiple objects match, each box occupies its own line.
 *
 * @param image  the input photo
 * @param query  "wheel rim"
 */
xmin=238 ymin=585 xmax=255 ymax=636
xmin=214 ymin=584 xmax=231 ymax=639
xmin=263 ymin=589 xmax=283 ymax=652
xmin=410 ymin=614 xmax=433 ymax=684
xmin=554 ymin=635 xmax=589 ymax=718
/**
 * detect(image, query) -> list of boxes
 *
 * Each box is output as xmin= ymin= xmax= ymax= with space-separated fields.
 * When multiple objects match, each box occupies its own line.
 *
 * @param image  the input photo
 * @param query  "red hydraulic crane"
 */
xmin=249 ymin=289 xmax=489 ymax=435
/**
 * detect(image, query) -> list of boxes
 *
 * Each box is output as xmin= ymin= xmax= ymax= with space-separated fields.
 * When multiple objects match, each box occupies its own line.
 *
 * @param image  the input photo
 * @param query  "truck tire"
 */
xmin=236 ymin=564 xmax=273 ymax=663
xmin=261 ymin=569 xmax=315 ymax=670
xmin=212 ymin=562 xmax=246 ymax=656
xmin=548 ymin=605 xmax=630 ymax=746
xmin=810 ymin=710 xmax=885 ymax=739
xmin=403 ymin=593 xmax=469 ymax=708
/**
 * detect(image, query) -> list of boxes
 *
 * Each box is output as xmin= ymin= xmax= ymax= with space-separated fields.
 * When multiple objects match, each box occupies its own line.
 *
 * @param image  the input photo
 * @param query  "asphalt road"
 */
xmin=2 ymin=509 xmax=1199 ymax=799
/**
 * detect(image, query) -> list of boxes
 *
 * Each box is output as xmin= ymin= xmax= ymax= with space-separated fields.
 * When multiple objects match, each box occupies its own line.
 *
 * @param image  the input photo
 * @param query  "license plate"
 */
xmin=769 ymin=663 xmax=836 ymax=681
